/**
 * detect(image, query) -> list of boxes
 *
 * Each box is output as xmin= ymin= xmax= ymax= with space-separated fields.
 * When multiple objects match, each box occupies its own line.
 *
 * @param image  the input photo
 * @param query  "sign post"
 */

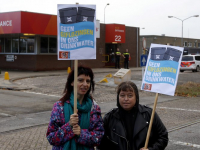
xmin=141 ymin=37 xmax=147 ymax=80
xmin=142 ymin=37 xmax=146 ymax=51
xmin=144 ymin=93 xmax=158 ymax=148
xmin=140 ymin=54 xmax=147 ymax=80
xmin=74 ymin=60 xmax=78 ymax=113
xmin=141 ymin=44 xmax=184 ymax=149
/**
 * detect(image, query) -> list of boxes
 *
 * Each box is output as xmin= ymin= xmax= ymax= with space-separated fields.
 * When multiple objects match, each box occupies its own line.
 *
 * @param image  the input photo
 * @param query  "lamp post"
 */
xmin=168 ymin=15 xmax=199 ymax=47
xmin=104 ymin=3 xmax=109 ymax=24
xmin=141 ymin=27 xmax=145 ymax=35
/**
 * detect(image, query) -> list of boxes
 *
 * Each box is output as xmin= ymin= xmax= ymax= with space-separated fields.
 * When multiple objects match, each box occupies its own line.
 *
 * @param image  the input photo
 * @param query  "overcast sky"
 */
xmin=1 ymin=0 xmax=200 ymax=39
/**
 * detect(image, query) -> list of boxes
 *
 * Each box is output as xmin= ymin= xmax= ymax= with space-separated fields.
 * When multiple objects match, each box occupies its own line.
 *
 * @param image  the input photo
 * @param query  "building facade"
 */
xmin=0 ymin=11 xmax=140 ymax=71
xmin=140 ymin=35 xmax=200 ymax=55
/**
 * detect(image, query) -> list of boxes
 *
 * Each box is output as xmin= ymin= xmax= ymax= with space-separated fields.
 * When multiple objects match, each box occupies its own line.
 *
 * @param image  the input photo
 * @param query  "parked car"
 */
xmin=180 ymin=55 xmax=200 ymax=72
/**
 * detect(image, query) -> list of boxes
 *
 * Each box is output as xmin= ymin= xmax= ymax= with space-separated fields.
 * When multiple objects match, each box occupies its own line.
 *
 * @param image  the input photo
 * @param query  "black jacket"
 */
xmin=99 ymin=105 xmax=168 ymax=150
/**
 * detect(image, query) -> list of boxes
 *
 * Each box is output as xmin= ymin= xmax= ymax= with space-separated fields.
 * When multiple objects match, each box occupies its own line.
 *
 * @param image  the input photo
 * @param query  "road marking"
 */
xmin=170 ymin=140 xmax=200 ymax=148
xmin=157 ymin=107 xmax=200 ymax=112
xmin=23 ymin=91 xmax=61 ymax=98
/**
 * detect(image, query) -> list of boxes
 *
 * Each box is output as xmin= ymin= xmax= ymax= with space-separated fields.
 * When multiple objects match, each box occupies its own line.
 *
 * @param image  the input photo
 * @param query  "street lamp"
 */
xmin=141 ymin=27 xmax=145 ymax=34
xmin=104 ymin=3 xmax=109 ymax=24
xmin=168 ymin=15 xmax=199 ymax=47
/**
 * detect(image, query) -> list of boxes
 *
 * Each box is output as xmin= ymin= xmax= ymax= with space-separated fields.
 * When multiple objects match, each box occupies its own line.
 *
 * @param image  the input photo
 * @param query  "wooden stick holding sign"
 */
xmin=73 ymin=60 xmax=78 ymax=114
xmin=144 ymin=93 xmax=159 ymax=149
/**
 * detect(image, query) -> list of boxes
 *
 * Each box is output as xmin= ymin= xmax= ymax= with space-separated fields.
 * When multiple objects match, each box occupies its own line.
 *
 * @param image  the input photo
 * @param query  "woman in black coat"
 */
xmin=99 ymin=81 xmax=168 ymax=150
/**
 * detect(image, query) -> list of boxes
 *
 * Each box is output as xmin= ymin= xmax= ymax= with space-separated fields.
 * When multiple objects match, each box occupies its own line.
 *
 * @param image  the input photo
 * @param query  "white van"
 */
xmin=180 ymin=55 xmax=200 ymax=72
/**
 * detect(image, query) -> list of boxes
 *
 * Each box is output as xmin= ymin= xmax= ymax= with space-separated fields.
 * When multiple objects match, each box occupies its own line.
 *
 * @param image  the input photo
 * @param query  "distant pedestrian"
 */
xmin=46 ymin=65 xmax=104 ymax=150
xmin=98 ymin=81 xmax=168 ymax=150
xmin=115 ymin=48 xmax=121 ymax=69
xmin=123 ymin=49 xmax=130 ymax=69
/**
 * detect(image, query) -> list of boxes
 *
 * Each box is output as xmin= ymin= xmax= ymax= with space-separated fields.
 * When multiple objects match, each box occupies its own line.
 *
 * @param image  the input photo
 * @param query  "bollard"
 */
xmin=4 ymin=72 xmax=10 ymax=80
xmin=67 ymin=67 xmax=71 ymax=74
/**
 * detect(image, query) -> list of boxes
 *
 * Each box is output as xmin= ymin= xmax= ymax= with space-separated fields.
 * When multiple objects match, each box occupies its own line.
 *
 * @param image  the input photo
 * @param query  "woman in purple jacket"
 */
xmin=46 ymin=65 xmax=104 ymax=150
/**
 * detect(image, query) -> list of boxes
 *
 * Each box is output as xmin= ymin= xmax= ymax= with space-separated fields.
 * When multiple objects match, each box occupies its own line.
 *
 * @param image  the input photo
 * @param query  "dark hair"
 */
xmin=116 ymin=81 xmax=139 ymax=108
xmin=60 ymin=65 xmax=95 ymax=104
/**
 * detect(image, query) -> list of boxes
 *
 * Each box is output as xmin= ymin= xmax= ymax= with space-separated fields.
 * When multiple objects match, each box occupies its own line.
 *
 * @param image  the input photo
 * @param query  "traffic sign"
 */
xmin=141 ymin=54 xmax=147 ymax=66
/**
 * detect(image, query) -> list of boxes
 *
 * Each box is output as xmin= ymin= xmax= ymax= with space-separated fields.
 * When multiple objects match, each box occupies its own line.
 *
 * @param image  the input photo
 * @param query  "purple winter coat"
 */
xmin=46 ymin=100 xmax=104 ymax=150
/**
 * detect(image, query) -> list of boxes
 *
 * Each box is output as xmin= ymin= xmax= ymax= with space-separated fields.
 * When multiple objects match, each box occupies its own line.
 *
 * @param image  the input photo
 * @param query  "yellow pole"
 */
xmin=67 ymin=67 xmax=71 ymax=74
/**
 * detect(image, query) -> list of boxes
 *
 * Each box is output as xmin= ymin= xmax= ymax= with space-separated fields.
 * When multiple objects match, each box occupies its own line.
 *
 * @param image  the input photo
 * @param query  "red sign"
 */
xmin=105 ymin=24 xmax=125 ymax=43
xmin=0 ymin=11 xmax=57 ymax=36
xmin=21 ymin=12 xmax=57 ymax=35
xmin=59 ymin=51 xmax=70 ymax=59
xmin=0 ymin=12 xmax=21 ymax=34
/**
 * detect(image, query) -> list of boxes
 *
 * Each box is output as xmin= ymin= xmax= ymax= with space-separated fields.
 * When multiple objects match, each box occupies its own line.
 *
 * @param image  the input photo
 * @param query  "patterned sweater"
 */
xmin=46 ymin=100 xmax=104 ymax=150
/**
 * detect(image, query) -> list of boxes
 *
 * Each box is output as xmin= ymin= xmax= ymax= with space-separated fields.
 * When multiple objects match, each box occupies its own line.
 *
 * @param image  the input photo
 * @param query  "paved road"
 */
xmin=167 ymin=122 xmax=200 ymax=150
xmin=0 ymin=69 xmax=200 ymax=150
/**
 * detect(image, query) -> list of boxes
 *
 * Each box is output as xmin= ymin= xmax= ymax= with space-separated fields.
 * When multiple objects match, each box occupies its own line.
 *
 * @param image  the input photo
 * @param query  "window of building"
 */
xmin=40 ymin=37 xmax=57 ymax=53
xmin=5 ymin=38 xmax=11 ymax=53
xmin=40 ymin=37 xmax=48 ymax=53
xmin=0 ymin=38 xmax=4 ymax=53
xmin=0 ymin=36 xmax=35 ymax=53
xmin=198 ymin=43 xmax=200 ymax=48
xmin=12 ymin=37 xmax=19 ymax=53
xmin=184 ymin=41 xmax=187 ymax=47
xmin=49 ymin=37 xmax=57 ymax=53
xmin=27 ymin=37 xmax=35 ymax=53
xmin=188 ymin=42 xmax=192 ymax=47
xmin=19 ymin=36 xmax=35 ymax=53
xmin=194 ymin=42 xmax=196 ymax=48
xmin=20 ymin=37 xmax=27 ymax=53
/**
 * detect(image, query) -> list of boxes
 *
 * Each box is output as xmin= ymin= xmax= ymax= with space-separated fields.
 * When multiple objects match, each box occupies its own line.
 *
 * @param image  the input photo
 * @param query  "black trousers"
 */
xmin=124 ymin=59 xmax=129 ymax=69
xmin=115 ymin=58 xmax=120 ymax=68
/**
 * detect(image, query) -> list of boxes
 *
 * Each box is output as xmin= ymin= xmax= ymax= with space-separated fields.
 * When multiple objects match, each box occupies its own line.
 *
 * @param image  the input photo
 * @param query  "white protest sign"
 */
xmin=57 ymin=4 xmax=96 ymax=60
xmin=141 ymin=44 xmax=184 ymax=96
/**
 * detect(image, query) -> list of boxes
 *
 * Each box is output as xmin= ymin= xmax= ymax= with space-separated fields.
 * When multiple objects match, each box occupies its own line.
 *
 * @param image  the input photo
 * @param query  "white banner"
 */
xmin=57 ymin=4 xmax=96 ymax=60
xmin=141 ymin=44 xmax=184 ymax=96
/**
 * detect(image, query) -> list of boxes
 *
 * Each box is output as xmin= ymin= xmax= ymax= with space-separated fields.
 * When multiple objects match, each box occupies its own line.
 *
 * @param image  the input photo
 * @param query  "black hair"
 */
xmin=116 ymin=81 xmax=139 ymax=108
xmin=60 ymin=65 xmax=95 ymax=104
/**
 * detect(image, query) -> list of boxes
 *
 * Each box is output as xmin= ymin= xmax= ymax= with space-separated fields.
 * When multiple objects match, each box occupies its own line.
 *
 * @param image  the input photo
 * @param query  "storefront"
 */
xmin=0 ymin=11 xmax=140 ymax=71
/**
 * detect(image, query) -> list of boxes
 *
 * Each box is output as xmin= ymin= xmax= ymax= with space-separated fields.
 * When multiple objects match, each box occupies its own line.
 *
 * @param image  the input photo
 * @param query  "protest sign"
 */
xmin=141 ymin=43 xmax=184 ymax=96
xmin=57 ymin=4 xmax=96 ymax=60
xmin=141 ymin=44 xmax=184 ymax=149
xmin=57 ymin=4 xmax=96 ymax=113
